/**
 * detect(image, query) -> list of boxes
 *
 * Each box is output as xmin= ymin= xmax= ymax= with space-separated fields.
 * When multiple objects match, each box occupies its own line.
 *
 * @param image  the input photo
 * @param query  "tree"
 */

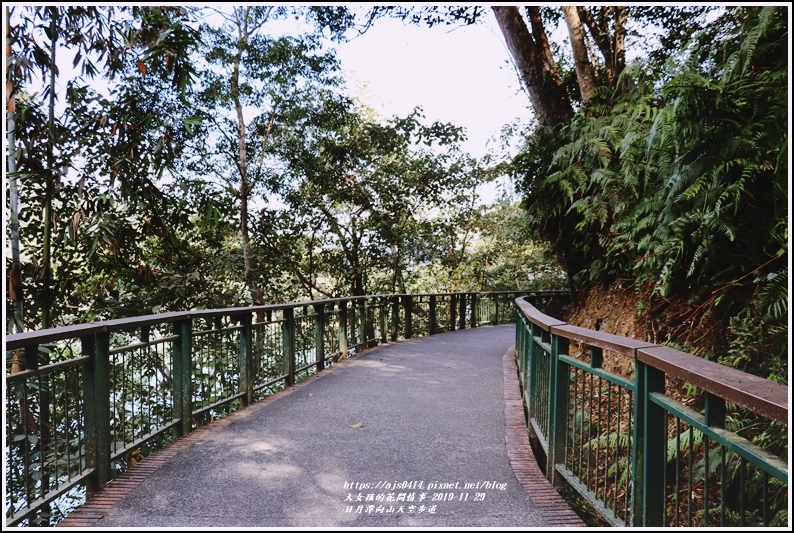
xmin=492 ymin=6 xmax=574 ymax=131
xmin=360 ymin=5 xmax=722 ymax=290
xmin=183 ymin=6 xmax=351 ymax=306
xmin=6 ymin=5 xmax=201 ymax=328
xmin=518 ymin=5 xmax=788 ymax=384
xmin=412 ymin=198 xmax=568 ymax=292
xmin=263 ymin=105 xmax=479 ymax=297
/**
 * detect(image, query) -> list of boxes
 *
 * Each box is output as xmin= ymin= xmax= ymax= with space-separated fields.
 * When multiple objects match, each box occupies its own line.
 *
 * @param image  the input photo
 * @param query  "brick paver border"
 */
xmin=502 ymin=345 xmax=586 ymax=527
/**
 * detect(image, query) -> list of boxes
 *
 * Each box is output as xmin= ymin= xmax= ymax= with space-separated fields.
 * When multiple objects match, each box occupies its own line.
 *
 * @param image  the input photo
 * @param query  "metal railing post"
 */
xmin=704 ymin=392 xmax=726 ymax=527
xmin=81 ymin=333 xmax=110 ymax=492
xmin=239 ymin=312 xmax=253 ymax=406
xmin=470 ymin=293 xmax=478 ymax=328
xmin=404 ymin=295 xmax=413 ymax=339
xmin=314 ymin=303 xmax=326 ymax=371
xmin=379 ymin=297 xmax=387 ymax=344
xmin=450 ymin=294 xmax=457 ymax=331
xmin=283 ymin=308 xmax=296 ymax=386
xmin=527 ymin=321 xmax=538 ymax=413
xmin=429 ymin=295 xmax=437 ymax=334
xmin=390 ymin=296 xmax=400 ymax=341
xmin=339 ymin=301 xmax=348 ymax=357
xmin=459 ymin=293 xmax=467 ymax=330
xmin=634 ymin=360 xmax=666 ymax=526
xmin=173 ymin=319 xmax=193 ymax=436
xmin=547 ymin=331 xmax=570 ymax=484
xmin=355 ymin=300 xmax=363 ymax=349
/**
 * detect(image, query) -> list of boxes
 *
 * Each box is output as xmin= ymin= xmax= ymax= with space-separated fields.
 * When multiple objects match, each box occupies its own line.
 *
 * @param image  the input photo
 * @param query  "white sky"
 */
xmin=332 ymin=13 xmax=534 ymax=160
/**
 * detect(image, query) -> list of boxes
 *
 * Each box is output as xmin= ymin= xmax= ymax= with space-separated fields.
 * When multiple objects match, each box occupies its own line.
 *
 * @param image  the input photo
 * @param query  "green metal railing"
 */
xmin=514 ymin=297 xmax=788 ymax=527
xmin=4 ymin=290 xmax=567 ymax=526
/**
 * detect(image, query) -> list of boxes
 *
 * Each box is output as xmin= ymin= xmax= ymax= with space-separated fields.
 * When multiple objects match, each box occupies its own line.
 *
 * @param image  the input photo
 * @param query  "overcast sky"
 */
xmin=333 ymin=13 xmax=535 ymax=160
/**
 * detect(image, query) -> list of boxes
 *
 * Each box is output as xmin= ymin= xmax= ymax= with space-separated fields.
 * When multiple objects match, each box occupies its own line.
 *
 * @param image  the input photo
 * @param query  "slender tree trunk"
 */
xmin=613 ymin=6 xmax=628 ymax=93
xmin=7 ymin=10 xmax=26 ymax=374
xmin=350 ymin=218 xmax=364 ymax=296
xmin=492 ymin=6 xmax=573 ymax=132
xmin=41 ymin=12 xmax=58 ymax=329
xmin=563 ymin=6 xmax=597 ymax=101
xmin=232 ymin=7 xmax=263 ymax=306
xmin=390 ymin=243 xmax=404 ymax=294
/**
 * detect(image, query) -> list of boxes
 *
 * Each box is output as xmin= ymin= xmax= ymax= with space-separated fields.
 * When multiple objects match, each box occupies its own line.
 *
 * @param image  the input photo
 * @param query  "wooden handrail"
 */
xmin=514 ymin=296 xmax=789 ymax=425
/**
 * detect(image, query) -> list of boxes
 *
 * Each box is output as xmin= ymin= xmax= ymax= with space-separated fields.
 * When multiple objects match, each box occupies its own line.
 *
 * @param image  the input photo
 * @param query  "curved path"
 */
xmin=59 ymin=325 xmax=584 ymax=528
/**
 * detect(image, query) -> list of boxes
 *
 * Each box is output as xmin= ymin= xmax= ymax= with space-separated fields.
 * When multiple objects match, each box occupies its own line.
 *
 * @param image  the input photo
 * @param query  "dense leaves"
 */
xmin=7 ymin=5 xmax=554 ymax=331
xmin=261 ymin=105 xmax=486 ymax=296
xmin=510 ymin=6 xmax=787 ymax=382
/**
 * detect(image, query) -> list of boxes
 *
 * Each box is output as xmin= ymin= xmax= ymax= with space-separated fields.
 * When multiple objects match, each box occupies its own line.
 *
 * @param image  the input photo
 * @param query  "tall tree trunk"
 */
xmin=41 ymin=11 xmax=58 ymax=329
xmin=232 ymin=7 xmax=263 ymax=306
xmin=563 ymin=6 xmax=597 ymax=101
xmin=492 ymin=6 xmax=573 ymax=132
xmin=578 ymin=6 xmax=627 ymax=91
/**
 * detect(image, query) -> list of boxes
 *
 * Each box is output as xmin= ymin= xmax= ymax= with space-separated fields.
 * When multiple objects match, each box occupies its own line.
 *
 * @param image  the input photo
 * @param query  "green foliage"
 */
xmin=518 ymin=7 xmax=786 ymax=285
xmin=267 ymin=102 xmax=484 ymax=296
xmin=510 ymin=8 xmax=787 ymax=382
xmin=8 ymin=4 xmax=564 ymax=332
xmin=416 ymin=199 xmax=567 ymax=292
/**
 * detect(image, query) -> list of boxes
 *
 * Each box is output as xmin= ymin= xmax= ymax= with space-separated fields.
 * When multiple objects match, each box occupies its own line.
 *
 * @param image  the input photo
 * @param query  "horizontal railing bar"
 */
xmin=254 ymin=319 xmax=286 ymax=327
xmin=296 ymin=361 xmax=318 ymax=374
xmin=108 ymin=420 xmax=181 ymax=463
xmin=515 ymin=298 xmax=565 ymax=331
xmin=6 ymin=291 xmax=552 ymax=350
xmin=649 ymin=392 xmax=788 ymax=480
xmin=515 ymin=294 xmax=787 ymax=528
xmin=516 ymin=297 xmax=789 ymax=424
xmin=192 ymin=391 xmax=247 ymax=419
xmin=553 ymin=324 xmax=657 ymax=358
xmin=529 ymin=418 xmax=549 ymax=455
xmin=5 ymin=356 xmax=90 ymax=384
xmin=559 ymin=354 xmax=635 ymax=390
xmin=532 ymin=336 xmax=552 ymax=355
xmin=192 ymin=325 xmax=243 ymax=336
xmin=640 ymin=345 xmax=788 ymax=425
xmin=555 ymin=465 xmax=626 ymax=527
xmin=254 ymin=374 xmax=289 ymax=391
xmin=108 ymin=336 xmax=179 ymax=355
xmin=6 ymin=468 xmax=96 ymax=527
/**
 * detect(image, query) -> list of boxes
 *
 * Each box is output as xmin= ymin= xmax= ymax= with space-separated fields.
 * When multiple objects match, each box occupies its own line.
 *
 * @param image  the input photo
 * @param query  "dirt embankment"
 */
xmin=555 ymin=282 xmax=720 ymax=396
xmin=558 ymin=283 xmax=645 ymax=378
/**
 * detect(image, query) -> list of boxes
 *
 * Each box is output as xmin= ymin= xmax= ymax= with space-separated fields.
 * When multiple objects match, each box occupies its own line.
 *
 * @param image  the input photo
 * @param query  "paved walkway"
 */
xmin=59 ymin=325 xmax=584 ymax=528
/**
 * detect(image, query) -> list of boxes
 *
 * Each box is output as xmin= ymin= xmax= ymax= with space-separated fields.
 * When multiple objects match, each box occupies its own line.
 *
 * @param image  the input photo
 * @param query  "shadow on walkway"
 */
xmin=60 ymin=325 xmax=584 ymax=528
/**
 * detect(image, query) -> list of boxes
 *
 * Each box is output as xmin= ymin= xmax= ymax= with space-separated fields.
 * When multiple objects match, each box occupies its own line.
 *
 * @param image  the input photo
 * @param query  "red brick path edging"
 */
xmin=503 ymin=345 xmax=586 ymax=527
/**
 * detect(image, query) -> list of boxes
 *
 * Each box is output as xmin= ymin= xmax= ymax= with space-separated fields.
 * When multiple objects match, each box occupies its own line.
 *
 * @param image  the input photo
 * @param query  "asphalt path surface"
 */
xmin=91 ymin=325 xmax=562 ymax=528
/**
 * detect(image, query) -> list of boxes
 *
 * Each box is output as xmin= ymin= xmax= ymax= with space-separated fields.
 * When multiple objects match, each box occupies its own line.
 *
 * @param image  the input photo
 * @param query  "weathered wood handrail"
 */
xmin=514 ymin=296 xmax=788 ymax=527
xmin=4 ymin=289 xmax=568 ymax=527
